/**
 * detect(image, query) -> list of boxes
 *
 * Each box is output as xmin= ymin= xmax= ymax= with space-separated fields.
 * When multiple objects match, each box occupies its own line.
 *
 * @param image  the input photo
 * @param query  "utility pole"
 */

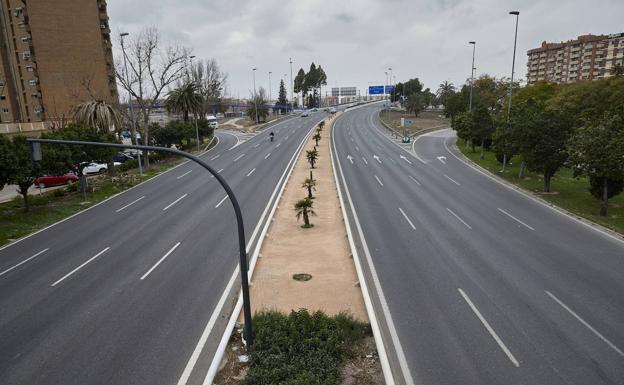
xmin=252 ymin=68 xmax=259 ymax=124
xmin=120 ymin=32 xmax=142 ymax=175
xmin=289 ymin=58 xmax=294 ymax=112
xmin=469 ymin=41 xmax=476 ymax=112
xmin=189 ymin=55 xmax=200 ymax=151
xmin=503 ymin=11 xmax=520 ymax=172
xmin=268 ymin=71 xmax=272 ymax=104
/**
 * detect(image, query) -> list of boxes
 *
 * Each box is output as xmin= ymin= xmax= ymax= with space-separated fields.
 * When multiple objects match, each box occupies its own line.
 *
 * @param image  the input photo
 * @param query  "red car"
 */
xmin=34 ymin=173 xmax=78 ymax=188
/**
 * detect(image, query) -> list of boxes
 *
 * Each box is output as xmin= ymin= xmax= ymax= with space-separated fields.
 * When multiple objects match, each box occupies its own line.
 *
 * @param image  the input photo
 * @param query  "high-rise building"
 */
xmin=0 ymin=0 xmax=118 ymax=134
xmin=527 ymin=33 xmax=624 ymax=85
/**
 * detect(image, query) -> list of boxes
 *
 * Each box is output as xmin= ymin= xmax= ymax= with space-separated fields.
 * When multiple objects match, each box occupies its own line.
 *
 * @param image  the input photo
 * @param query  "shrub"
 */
xmin=245 ymin=309 xmax=370 ymax=385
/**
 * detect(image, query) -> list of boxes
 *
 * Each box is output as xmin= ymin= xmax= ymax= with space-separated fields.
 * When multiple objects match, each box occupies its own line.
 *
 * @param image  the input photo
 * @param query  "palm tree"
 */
xmin=72 ymin=100 xmax=121 ymax=133
xmin=302 ymin=177 xmax=316 ymax=199
xmin=318 ymin=121 xmax=325 ymax=131
xmin=306 ymin=149 xmax=318 ymax=168
xmin=436 ymin=81 xmax=455 ymax=107
xmin=313 ymin=132 xmax=321 ymax=146
xmin=165 ymin=82 xmax=204 ymax=122
xmin=294 ymin=197 xmax=316 ymax=227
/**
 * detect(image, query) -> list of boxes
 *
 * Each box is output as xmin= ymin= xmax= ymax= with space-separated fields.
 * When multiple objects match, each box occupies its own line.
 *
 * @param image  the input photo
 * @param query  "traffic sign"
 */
xmin=385 ymin=85 xmax=394 ymax=94
xmin=369 ymin=85 xmax=384 ymax=95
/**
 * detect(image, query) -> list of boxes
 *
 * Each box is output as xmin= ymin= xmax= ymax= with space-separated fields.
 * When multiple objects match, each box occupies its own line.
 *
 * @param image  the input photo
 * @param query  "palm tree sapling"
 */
xmin=294 ymin=197 xmax=316 ymax=228
xmin=306 ymin=149 xmax=319 ymax=169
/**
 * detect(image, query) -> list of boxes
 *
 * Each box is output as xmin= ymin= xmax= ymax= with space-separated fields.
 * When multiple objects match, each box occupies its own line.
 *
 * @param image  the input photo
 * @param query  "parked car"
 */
xmin=123 ymin=149 xmax=142 ymax=158
xmin=82 ymin=162 xmax=108 ymax=174
xmin=301 ymin=111 xmax=309 ymax=117
xmin=34 ymin=173 xmax=78 ymax=188
xmin=112 ymin=152 xmax=134 ymax=163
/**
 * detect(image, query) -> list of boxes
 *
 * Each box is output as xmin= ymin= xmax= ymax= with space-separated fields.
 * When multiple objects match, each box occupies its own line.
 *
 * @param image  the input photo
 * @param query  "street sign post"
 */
xmin=384 ymin=85 xmax=395 ymax=94
xmin=368 ymin=85 xmax=384 ymax=95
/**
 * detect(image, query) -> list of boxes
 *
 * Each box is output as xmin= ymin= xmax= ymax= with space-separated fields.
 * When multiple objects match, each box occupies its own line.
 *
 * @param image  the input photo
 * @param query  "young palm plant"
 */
xmin=312 ymin=132 xmax=321 ymax=146
xmin=294 ymin=197 xmax=316 ymax=228
xmin=71 ymin=100 xmax=121 ymax=133
xmin=318 ymin=121 xmax=325 ymax=131
xmin=302 ymin=176 xmax=317 ymax=199
xmin=306 ymin=149 xmax=319 ymax=169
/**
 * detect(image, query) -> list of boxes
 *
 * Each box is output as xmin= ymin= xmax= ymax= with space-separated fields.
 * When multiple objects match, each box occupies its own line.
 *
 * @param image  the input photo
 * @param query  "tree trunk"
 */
xmin=308 ymin=186 xmax=313 ymax=199
xmin=19 ymin=184 xmax=29 ymax=212
xmin=303 ymin=209 xmax=309 ymax=226
xmin=471 ymin=140 xmax=475 ymax=153
xmin=518 ymin=161 xmax=526 ymax=179
xmin=480 ymin=138 xmax=485 ymax=160
xmin=543 ymin=172 xmax=551 ymax=193
xmin=600 ymin=177 xmax=608 ymax=217
xmin=142 ymin=114 xmax=150 ymax=169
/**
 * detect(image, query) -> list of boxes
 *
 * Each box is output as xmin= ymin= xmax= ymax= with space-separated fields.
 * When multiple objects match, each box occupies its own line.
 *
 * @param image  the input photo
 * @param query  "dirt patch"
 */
xmin=341 ymin=336 xmax=384 ymax=385
xmin=379 ymin=109 xmax=449 ymax=136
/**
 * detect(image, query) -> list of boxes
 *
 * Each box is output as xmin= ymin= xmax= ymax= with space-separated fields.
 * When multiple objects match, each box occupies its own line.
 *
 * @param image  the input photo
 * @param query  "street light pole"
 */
xmin=503 ymin=10 xmax=520 ymax=172
xmin=268 ymin=71 xmax=272 ymax=104
xmin=289 ymin=58 xmax=294 ymax=112
xmin=469 ymin=41 xmax=476 ymax=112
xmin=252 ymin=68 xmax=259 ymax=124
xmin=388 ymin=67 xmax=392 ymax=102
xmin=190 ymin=55 xmax=200 ymax=152
xmin=27 ymin=138 xmax=255 ymax=348
xmin=120 ymin=32 xmax=142 ymax=176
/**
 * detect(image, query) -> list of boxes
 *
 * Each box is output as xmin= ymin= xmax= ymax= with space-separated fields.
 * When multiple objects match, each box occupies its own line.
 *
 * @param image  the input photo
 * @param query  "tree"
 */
xmin=511 ymin=99 xmax=573 ymax=192
xmin=302 ymin=177 xmax=316 ymax=199
xmin=610 ymin=63 xmax=624 ymax=76
xmin=471 ymin=105 xmax=495 ymax=159
xmin=188 ymin=58 xmax=228 ymax=115
xmin=452 ymin=111 xmax=474 ymax=149
xmin=0 ymin=134 xmax=10 ymax=191
xmin=5 ymin=137 xmax=38 ymax=211
xmin=275 ymin=79 xmax=288 ymax=114
xmin=405 ymin=93 xmax=425 ymax=116
xmin=294 ymin=68 xmax=307 ymax=107
xmin=115 ymin=27 xmax=189 ymax=168
xmin=71 ymin=100 xmax=121 ymax=133
xmin=165 ymin=82 xmax=204 ymax=122
xmin=313 ymin=132 xmax=321 ymax=146
xmin=294 ymin=197 xmax=316 ymax=228
xmin=247 ymin=87 xmax=269 ymax=123
xmin=436 ymin=81 xmax=455 ymax=107
xmin=306 ymin=149 xmax=319 ymax=169
xmin=568 ymin=114 xmax=624 ymax=216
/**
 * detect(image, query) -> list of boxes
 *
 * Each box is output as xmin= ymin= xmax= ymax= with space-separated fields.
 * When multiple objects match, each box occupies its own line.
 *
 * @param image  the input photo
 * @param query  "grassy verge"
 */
xmin=378 ymin=110 xmax=449 ymax=136
xmin=457 ymin=141 xmax=624 ymax=235
xmin=226 ymin=309 xmax=374 ymax=385
xmin=0 ymin=137 xmax=215 ymax=247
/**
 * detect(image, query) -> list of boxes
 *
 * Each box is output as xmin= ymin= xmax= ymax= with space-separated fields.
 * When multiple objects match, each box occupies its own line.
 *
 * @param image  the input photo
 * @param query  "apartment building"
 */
xmin=527 ymin=33 xmax=624 ymax=84
xmin=0 ymin=0 xmax=118 ymax=134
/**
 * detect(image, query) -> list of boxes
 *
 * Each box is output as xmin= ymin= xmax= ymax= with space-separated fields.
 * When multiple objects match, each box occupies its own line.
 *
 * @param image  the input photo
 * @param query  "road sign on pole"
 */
xmin=384 ymin=85 xmax=395 ymax=94
xmin=368 ymin=85 xmax=384 ymax=95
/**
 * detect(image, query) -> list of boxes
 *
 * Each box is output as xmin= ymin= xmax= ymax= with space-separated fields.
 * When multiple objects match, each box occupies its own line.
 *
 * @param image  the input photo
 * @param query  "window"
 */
xmin=21 ymin=36 xmax=30 ymax=43
xmin=14 ymin=7 xmax=23 ymax=17
xmin=0 ymin=95 xmax=5 ymax=100
xmin=26 ymin=65 xmax=33 ymax=72
xmin=22 ymin=51 xmax=30 ymax=60
xmin=29 ymin=79 xmax=37 ymax=86
xmin=31 ymin=93 xmax=38 ymax=98
xmin=2 ymin=108 xmax=9 ymax=113
xmin=33 ymin=106 xmax=42 ymax=113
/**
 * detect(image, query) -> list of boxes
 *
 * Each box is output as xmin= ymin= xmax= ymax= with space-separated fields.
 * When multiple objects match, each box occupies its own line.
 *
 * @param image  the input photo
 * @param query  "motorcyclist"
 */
xmin=269 ymin=131 xmax=275 ymax=142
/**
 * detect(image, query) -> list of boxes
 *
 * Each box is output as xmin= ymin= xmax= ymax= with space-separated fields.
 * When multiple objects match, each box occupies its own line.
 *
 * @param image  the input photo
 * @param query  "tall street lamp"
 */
xmin=289 ymin=58 xmax=294 ymax=112
xmin=27 ymin=138 xmax=255 ymax=348
xmin=268 ymin=71 xmax=272 ymax=104
xmin=189 ymin=55 xmax=201 ymax=152
xmin=503 ymin=10 xmax=520 ymax=172
xmin=388 ymin=67 xmax=393 ymax=102
xmin=252 ymin=68 xmax=259 ymax=124
xmin=119 ymin=32 xmax=142 ymax=176
xmin=469 ymin=41 xmax=476 ymax=112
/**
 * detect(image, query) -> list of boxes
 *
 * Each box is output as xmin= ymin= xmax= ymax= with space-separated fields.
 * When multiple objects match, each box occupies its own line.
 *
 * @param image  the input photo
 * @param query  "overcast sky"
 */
xmin=108 ymin=0 xmax=623 ymax=99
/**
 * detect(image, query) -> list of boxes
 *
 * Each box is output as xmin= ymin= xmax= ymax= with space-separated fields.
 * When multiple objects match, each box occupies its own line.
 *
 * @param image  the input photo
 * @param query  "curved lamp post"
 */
xmin=27 ymin=138 xmax=254 ymax=348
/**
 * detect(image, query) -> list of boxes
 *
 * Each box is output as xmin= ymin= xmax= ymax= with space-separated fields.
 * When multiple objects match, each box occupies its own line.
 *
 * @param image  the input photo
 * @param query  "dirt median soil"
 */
xmin=248 ymin=113 xmax=367 ymax=320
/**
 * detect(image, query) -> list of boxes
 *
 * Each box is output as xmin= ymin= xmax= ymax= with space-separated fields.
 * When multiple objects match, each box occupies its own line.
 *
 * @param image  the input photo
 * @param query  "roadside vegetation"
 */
xmin=442 ymin=71 xmax=624 ymax=222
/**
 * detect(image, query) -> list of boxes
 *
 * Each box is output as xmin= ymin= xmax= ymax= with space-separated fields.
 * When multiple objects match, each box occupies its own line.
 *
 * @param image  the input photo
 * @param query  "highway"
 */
xmin=332 ymin=104 xmax=624 ymax=384
xmin=0 ymin=112 xmax=326 ymax=385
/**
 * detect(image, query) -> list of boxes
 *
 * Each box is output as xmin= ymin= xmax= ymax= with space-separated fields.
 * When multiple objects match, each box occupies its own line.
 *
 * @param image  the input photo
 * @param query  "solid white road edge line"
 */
xmin=115 ymin=196 xmax=145 ymax=213
xmin=458 ymin=288 xmax=520 ymax=367
xmin=177 ymin=116 xmax=320 ymax=385
xmin=163 ymin=194 xmax=188 ymax=211
xmin=545 ymin=290 xmax=624 ymax=358
xmin=441 ymin=134 xmax=624 ymax=246
xmin=215 ymin=195 xmax=229 ymax=209
xmin=177 ymin=170 xmax=193 ymax=179
xmin=332 ymin=111 xmax=411 ymax=385
xmin=446 ymin=208 xmax=472 ymax=229
xmin=51 ymin=247 xmax=110 ymax=287
xmin=398 ymin=208 xmax=417 ymax=230
xmin=374 ymin=175 xmax=384 ymax=187
xmin=444 ymin=174 xmax=461 ymax=186
xmin=497 ymin=208 xmax=535 ymax=231
xmin=0 ymin=134 xmax=222 ymax=253
xmin=140 ymin=242 xmax=181 ymax=280
xmin=246 ymin=168 xmax=256 ymax=177
xmin=0 ymin=248 xmax=49 ymax=277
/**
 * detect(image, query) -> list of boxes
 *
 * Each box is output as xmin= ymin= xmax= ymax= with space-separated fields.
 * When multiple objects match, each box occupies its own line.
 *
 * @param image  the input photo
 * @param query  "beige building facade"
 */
xmin=0 ymin=0 xmax=117 ymax=134
xmin=527 ymin=33 xmax=624 ymax=85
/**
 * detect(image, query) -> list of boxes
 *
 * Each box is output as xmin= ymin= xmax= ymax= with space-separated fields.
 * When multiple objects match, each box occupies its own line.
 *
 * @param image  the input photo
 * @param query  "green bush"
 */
xmin=245 ymin=309 xmax=370 ymax=385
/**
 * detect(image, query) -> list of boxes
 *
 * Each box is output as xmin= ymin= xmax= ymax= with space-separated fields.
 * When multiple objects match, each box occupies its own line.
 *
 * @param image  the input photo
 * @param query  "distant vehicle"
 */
xmin=330 ymin=107 xmax=337 ymax=114
xmin=82 ymin=162 xmax=108 ymax=175
xmin=123 ymin=149 xmax=142 ymax=158
xmin=207 ymin=115 xmax=218 ymax=129
xmin=312 ymin=108 xmax=318 ymax=112
xmin=34 ymin=173 xmax=78 ymax=188
xmin=301 ymin=111 xmax=309 ymax=117
xmin=112 ymin=152 xmax=134 ymax=163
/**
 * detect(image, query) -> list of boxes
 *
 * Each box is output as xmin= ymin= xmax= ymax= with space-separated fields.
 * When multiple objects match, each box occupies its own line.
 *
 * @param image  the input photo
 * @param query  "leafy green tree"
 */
xmin=0 ymin=134 xmax=10 ymax=190
xmin=302 ymin=177 xmax=316 ymax=199
xmin=453 ymin=111 xmax=474 ymax=149
xmin=294 ymin=197 xmax=316 ymax=227
xmin=247 ymin=87 xmax=270 ymax=123
xmin=165 ymin=82 xmax=204 ymax=122
xmin=275 ymin=79 xmax=288 ymax=113
xmin=405 ymin=93 xmax=425 ymax=116
xmin=294 ymin=68 xmax=307 ymax=107
xmin=5 ymin=137 xmax=38 ymax=211
xmin=471 ymin=106 xmax=495 ymax=159
xmin=306 ymin=149 xmax=319 ymax=169
xmin=511 ymin=99 xmax=573 ymax=192
xmin=568 ymin=114 xmax=624 ymax=216
xmin=610 ymin=63 xmax=624 ymax=76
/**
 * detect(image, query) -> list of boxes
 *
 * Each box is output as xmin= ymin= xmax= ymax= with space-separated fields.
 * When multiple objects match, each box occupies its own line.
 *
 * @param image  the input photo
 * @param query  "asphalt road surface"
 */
xmin=332 ymin=104 xmax=624 ymax=385
xmin=0 ymin=112 xmax=328 ymax=385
